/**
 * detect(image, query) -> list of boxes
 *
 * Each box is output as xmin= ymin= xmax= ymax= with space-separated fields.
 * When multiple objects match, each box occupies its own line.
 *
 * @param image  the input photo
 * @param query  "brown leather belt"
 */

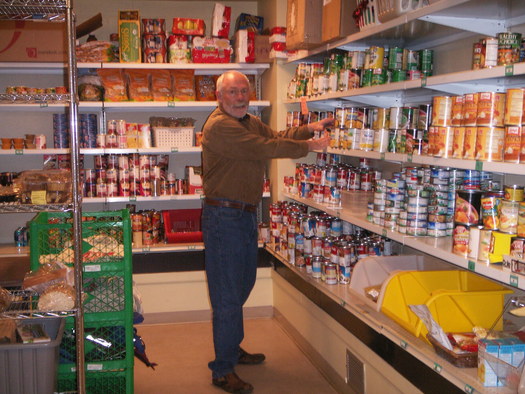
xmin=204 ymin=198 xmax=257 ymax=213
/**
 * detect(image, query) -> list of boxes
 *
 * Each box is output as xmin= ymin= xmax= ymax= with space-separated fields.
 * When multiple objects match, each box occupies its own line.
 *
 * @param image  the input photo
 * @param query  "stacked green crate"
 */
xmin=30 ymin=210 xmax=133 ymax=394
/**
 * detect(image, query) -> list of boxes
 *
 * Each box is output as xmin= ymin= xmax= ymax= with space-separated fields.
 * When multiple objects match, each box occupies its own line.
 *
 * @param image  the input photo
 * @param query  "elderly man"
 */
xmin=202 ymin=70 xmax=332 ymax=393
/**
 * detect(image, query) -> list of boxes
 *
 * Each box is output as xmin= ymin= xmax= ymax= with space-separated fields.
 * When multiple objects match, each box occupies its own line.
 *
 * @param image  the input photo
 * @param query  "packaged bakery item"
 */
xmin=171 ymin=69 xmax=195 ymax=101
xmin=14 ymin=169 xmax=72 ymax=204
xmin=37 ymin=283 xmax=76 ymax=311
xmin=195 ymin=75 xmax=217 ymax=101
xmin=125 ymin=69 xmax=153 ymax=101
xmin=151 ymin=70 xmax=173 ymax=101
xmin=97 ymin=69 xmax=128 ymax=101
xmin=78 ymin=73 xmax=104 ymax=101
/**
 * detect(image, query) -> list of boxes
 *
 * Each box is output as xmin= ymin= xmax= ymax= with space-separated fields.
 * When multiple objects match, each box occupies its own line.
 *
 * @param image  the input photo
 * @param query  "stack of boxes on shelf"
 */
xmin=29 ymin=210 xmax=133 ymax=393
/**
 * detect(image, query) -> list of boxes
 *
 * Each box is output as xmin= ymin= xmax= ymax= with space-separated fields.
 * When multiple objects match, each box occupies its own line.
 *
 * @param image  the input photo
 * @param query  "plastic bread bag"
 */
xmin=409 ymin=304 xmax=453 ymax=350
xmin=37 ymin=282 xmax=76 ymax=311
xmin=22 ymin=262 xmax=74 ymax=294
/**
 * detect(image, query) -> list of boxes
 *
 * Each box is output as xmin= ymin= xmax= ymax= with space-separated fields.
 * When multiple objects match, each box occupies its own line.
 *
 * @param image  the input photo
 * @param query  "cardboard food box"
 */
xmin=286 ymin=0 xmax=323 ymax=50
xmin=254 ymin=35 xmax=271 ymax=63
xmin=322 ymin=0 xmax=359 ymax=42
xmin=0 ymin=21 xmax=67 ymax=62
xmin=119 ymin=10 xmax=141 ymax=63
xmin=192 ymin=36 xmax=231 ymax=63
xmin=211 ymin=3 xmax=231 ymax=38
xmin=234 ymin=30 xmax=255 ymax=63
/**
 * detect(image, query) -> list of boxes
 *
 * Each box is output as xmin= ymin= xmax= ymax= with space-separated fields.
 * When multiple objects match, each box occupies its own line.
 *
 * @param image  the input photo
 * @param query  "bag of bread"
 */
xmin=126 ymin=69 xmax=153 ymax=101
xmin=151 ymin=70 xmax=173 ymax=101
xmin=23 ymin=262 xmax=73 ymax=294
xmin=171 ymin=69 xmax=195 ymax=101
xmin=38 ymin=283 xmax=76 ymax=311
xmin=195 ymin=75 xmax=216 ymax=101
xmin=97 ymin=69 xmax=128 ymax=101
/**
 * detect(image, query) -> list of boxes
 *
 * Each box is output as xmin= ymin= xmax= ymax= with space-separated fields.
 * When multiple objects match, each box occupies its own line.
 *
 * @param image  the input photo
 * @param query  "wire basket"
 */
xmin=355 ymin=0 xmax=379 ymax=30
xmin=377 ymin=0 xmax=429 ymax=23
xmin=153 ymin=126 xmax=194 ymax=148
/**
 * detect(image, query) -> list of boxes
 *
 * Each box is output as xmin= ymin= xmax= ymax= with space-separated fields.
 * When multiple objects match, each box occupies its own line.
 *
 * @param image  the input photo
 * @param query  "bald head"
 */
xmin=216 ymin=70 xmax=251 ymax=118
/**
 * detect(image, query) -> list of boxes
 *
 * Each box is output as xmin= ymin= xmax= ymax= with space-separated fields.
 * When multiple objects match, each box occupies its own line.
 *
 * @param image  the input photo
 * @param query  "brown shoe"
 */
xmin=212 ymin=372 xmax=254 ymax=394
xmin=238 ymin=347 xmax=265 ymax=365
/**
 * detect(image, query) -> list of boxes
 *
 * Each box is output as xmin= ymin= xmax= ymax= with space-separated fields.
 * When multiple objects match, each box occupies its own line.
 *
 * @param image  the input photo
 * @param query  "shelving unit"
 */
xmin=274 ymin=0 xmax=525 ymax=391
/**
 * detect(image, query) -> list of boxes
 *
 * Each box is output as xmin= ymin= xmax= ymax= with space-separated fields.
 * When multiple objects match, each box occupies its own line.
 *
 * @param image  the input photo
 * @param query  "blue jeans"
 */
xmin=202 ymin=202 xmax=258 ymax=378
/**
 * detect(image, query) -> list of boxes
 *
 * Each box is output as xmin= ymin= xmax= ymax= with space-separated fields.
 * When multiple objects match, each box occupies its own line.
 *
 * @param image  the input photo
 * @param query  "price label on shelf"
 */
xmin=400 ymin=340 xmax=408 ymax=349
xmin=129 ymin=197 xmax=137 ymax=202
xmin=142 ymin=247 xmax=150 ymax=253
xmin=187 ymin=245 xmax=196 ymax=251
xmin=380 ymin=152 xmax=385 ymax=161
xmin=505 ymin=64 xmax=514 ymax=76
xmin=468 ymin=260 xmax=476 ymax=271
xmin=168 ymin=101 xmax=175 ymax=107
xmin=39 ymin=102 xmax=48 ymax=108
xmin=475 ymin=161 xmax=483 ymax=171
xmin=421 ymin=75 xmax=427 ymax=87
xmin=87 ymin=364 xmax=103 ymax=371
xmin=433 ymin=362 xmax=442 ymax=373
xmin=407 ymin=153 xmax=413 ymax=163
xmin=15 ymin=149 xmax=23 ymax=155
xmin=464 ymin=384 xmax=474 ymax=394
xmin=382 ymin=229 xmax=387 ymax=237
xmin=171 ymin=147 xmax=179 ymax=153
xmin=510 ymin=274 xmax=519 ymax=287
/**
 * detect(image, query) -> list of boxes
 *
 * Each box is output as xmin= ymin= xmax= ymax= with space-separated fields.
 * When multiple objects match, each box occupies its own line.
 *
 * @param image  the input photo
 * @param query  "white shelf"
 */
xmin=83 ymin=194 xmax=204 ymax=204
xmin=283 ymin=191 xmax=524 ymax=291
xmin=78 ymin=100 xmax=270 ymax=112
xmin=266 ymin=245 xmax=493 ymax=394
xmin=0 ymin=102 xmax=68 ymax=111
xmin=326 ymin=147 xmax=525 ymax=176
xmin=0 ymin=147 xmax=202 ymax=155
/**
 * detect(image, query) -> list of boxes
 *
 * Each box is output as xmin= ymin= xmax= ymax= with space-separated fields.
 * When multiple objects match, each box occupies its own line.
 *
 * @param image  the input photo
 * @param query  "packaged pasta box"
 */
xmin=119 ymin=10 xmax=141 ymax=63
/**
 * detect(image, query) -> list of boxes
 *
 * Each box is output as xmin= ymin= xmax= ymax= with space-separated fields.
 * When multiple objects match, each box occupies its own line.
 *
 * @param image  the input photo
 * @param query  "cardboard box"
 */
xmin=0 ymin=21 xmax=67 ymax=62
xmin=119 ymin=10 xmax=141 ymax=63
xmin=286 ymin=0 xmax=323 ymax=50
xmin=254 ymin=35 xmax=271 ymax=63
xmin=234 ymin=30 xmax=255 ymax=63
xmin=322 ymin=0 xmax=359 ymax=42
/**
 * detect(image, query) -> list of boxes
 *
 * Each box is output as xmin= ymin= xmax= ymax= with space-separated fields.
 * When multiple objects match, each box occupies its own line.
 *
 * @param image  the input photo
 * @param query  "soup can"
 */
xmin=463 ymin=126 xmax=478 ymax=159
xmin=481 ymin=192 xmax=504 ymax=229
xmin=433 ymin=126 xmax=454 ymax=158
xmin=483 ymin=37 xmax=499 ymax=68
xmin=418 ymin=104 xmax=432 ymax=130
xmin=451 ymin=95 xmax=464 ymax=126
xmin=478 ymin=228 xmax=494 ymax=262
xmin=431 ymin=96 xmax=452 ymax=126
xmin=476 ymin=92 xmax=506 ymax=127
xmin=497 ymin=32 xmax=522 ymax=66
xmin=504 ymin=126 xmax=522 ymax=162
xmin=462 ymin=93 xmax=479 ymax=126
xmin=475 ymin=126 xmax=505 ymax=161
xmin=452 ymin=127 xmax=466 ymax=158
xmin=504 ymin=88 xmax=524 ymax=126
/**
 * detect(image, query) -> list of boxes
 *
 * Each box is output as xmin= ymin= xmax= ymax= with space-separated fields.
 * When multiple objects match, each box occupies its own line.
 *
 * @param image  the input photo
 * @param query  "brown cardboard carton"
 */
xmin=322 ymin=0 xmax=359 ymax=42
xmin=254 ymin=35 xmax=271 ymax=63
xmin=0 ymin=21 xmax=67 ymax=62
xmin=286 ymin=0 xmax=323 ymax=50
xmin=119 ymin=10 xmax=141 ymax=63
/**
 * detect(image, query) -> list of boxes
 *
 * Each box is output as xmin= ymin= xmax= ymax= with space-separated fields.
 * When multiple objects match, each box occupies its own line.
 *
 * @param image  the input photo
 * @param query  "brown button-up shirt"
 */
xmin=202 ymin=106 xmax=312 ymax=205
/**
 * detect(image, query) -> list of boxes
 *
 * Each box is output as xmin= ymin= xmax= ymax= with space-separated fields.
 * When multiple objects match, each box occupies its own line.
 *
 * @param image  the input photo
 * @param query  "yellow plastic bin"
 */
xmin=379 ymin=270 xmax=513 ymax=343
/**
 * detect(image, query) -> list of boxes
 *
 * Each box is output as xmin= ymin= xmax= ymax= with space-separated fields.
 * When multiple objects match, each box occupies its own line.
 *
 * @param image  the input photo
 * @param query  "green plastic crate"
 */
xmin=58 ymin=317 xmax=134 ymax=374
xmin=57 ymin=369 xmax=133 ymax=394
xmin=29 ymin=210 xmax=132 ymax=273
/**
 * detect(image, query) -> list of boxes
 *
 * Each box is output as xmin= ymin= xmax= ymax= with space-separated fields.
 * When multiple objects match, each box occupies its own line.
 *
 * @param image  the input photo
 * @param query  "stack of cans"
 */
xmin=79 ymin=113 xmax=98 ymax=148
xmin=426 ymin=167 xmax=452 ymax=237
xmin=53 ymin=113 xmax=69 ymax=148
xmin=142 ymin=18 xmax=167 ymax=63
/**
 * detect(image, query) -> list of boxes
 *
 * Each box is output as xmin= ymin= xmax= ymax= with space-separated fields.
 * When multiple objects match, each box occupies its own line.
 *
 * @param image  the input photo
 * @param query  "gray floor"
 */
xmin=133 ymin=317 xmax=338 ymax=393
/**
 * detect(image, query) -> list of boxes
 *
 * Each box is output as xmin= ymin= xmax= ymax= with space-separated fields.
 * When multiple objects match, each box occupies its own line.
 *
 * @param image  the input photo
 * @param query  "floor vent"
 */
xmin=346 ymin=348 xmax=365 ymax=393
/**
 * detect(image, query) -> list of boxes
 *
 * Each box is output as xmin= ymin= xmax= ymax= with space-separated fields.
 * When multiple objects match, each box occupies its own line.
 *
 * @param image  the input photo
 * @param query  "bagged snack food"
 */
xmin=76 ymin=40 xmax=115 ymax=62
xmin=171 ymin=69 xmax=196 ymax=101
xmin=151 ymin=70 xmax=173 ymax=101
xmin=0 ymin=286 xmax=11 ymax=313
xmin=195 ymin=75 xmax=216 ymax=101
xmin=78 ymin=74 xmax=104 ymax=101
xmin=126 ymin=69 xmax=153 ymax=101
xmin=97 ymin=69 xmax=128 ymax=101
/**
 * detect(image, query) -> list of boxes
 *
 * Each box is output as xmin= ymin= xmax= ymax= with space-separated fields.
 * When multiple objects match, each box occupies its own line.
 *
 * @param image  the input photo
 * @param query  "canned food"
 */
xmin=505 ymin=185 xmax=524 ymax=202
xmin=483 ymin=37 xmax=499 ymax=68
xmin=477 ymin=92 xmax=506 ymax=127
xmin=431 ymin=96 xmax=453 ymax=127
xmin=497 ymin=32 xmax=522 ymax=66
xmin=499 ymin=199 xmax=519 ymax=234
xmin=451 ymin=96 xmax=464 ymax=126
xmin=472 ymin=41 xmax=483 ymax=70
xmin=481 ymin=193 xmax=504 ymax=229
xmin=478 ymin=228 xmax=493 ymax=262
xmin=475 ymin=126 xmax=505 ymax=161
xmin=510 ymin=237 xmax=525 ymax=260
xmin=504 ymin=88 xmax=524 ymax=126
xmin=453 ymin=223 xmax=471 ymax=256
xmin=462 ymin=93 xmax=479 ymax=126
xmin=419 ymin=49 xmax=434 ymax=75
xmin=503 ymin=126 xmax=522 ymax=162
xmin=366 ymin=46 xmax=384 ymax=69
xmin=433 ymin=126 xmax=454 ymax=158
xmin=519 ymin=202 xmax=525 ymax=236
xmin=455 ymin=190 xmax=483 ymax=225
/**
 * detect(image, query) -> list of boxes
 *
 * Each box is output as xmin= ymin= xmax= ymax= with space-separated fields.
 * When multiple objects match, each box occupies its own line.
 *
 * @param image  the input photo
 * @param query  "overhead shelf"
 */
xmin=0 ymin=0 xmax=68 ymax=21
xmin=283 ymin=191 xmax=524 ymax=291
xmin=289 ymin=0 xmax=525 ymax=61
